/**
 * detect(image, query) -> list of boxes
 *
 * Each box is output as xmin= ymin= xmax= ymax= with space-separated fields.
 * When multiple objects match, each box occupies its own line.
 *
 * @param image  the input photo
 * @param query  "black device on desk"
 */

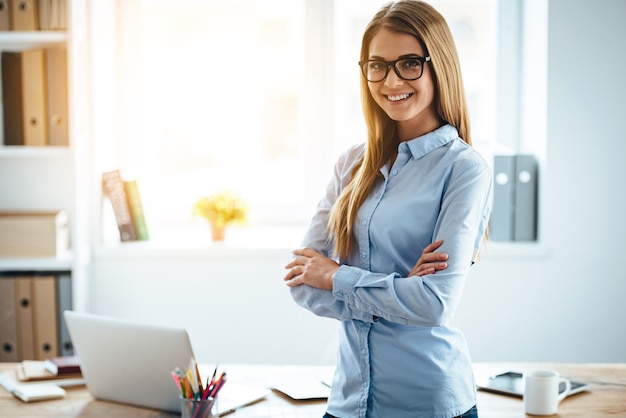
xmin=477 ymin=371 xmax=589 ymax=398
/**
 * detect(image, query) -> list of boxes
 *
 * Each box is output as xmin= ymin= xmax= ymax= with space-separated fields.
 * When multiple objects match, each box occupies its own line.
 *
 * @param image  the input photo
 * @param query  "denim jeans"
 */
xmin=323 ymin=405 xmax=478 ymax=418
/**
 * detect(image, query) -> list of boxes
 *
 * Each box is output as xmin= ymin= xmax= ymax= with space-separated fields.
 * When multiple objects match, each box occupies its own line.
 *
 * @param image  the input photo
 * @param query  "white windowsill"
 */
xmin=95 ymin=225 xmax=308 ymax=261
xmin=95 ymin=225 xmax=549 ymax=261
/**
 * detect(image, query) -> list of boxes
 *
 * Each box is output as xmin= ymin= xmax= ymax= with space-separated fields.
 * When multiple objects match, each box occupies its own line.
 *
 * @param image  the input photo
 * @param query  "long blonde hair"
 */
xmin=328 ymin=0 xmax=471 ymax=259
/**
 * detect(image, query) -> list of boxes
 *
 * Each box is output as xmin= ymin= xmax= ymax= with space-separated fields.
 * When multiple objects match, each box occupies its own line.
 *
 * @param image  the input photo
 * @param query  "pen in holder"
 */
xmin=172 ymin=358 xmax=226 ymax=418
xmin=180 ymin=395 xmax=218 ymax=418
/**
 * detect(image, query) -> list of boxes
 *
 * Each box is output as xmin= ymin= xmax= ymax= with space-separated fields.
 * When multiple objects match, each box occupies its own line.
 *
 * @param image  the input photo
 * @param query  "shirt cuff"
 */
xmin=332 ymin=265 xmax=362 ymax=302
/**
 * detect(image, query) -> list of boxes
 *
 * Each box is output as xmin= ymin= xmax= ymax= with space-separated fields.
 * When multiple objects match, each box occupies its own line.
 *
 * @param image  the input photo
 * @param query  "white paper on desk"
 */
xmin=217 ymin=383 xmax=272 ymax=415
xmin=0 ymin=372 xmax=18 ymax=393
xmin=271 ymin=376 xmax=331 ymax=400
xmin=11 ymin=383 xmax=66 ymax=402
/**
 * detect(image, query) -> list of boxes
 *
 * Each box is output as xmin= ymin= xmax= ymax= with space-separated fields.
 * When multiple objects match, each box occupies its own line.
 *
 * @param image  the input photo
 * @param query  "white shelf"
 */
xmin=0 ymin=254 xmax=73 ymax=272
xmin=0 ymin=146 xmax=71 ymax=159
xmin=0 ymin=31 xmax=67 ymax=51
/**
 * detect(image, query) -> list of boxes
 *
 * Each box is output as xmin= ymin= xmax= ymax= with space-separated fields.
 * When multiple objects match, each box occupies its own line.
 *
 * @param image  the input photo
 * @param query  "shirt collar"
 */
xmin=400 ymin=124 xmax=459 ymax=160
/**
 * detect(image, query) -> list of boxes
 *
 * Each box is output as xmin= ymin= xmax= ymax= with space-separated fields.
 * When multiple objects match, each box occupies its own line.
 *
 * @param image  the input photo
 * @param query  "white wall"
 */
xmin=89 ymin=248 xmax=339 ymax=365
xmin=88 ymin=0 xmax=626 ymax=365
xmin=453 ymin=0 xmax=626 ymax=362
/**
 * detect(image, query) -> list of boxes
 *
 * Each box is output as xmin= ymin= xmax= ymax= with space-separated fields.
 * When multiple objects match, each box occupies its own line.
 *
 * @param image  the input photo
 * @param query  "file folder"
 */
xmin=490 ymin=154 xmax=539 ymax=242
xmin=15 ymin=277 xmax=35 ymax=360
xmin=0 ymin=278 xmax=19 ymax=362
xmin=513 ymin=155 xmax=538 ymax=241
xmin=45 ymin=47 xmax=69 ymax=146
xmin=56 ymin=274 xmax=74 ymax=356
xmin=21 ymin=49 xmax=48 ymax=145
xmin=0 ymin=0 xmax=10 ymax=30
xmin=1 ymin=52 xmax=25 ymax=145
xmin=491 ymin=155 xmax=515 ymax=241
xmin=1 ymin=50 xmax=48 ymax=146
xmin=38 ymin=0 xmax=48 ymax=29
xmin=10 ymin=0 xmax=39 ymax=30
xmin=32 ymin=276 xmax=59 ymax=359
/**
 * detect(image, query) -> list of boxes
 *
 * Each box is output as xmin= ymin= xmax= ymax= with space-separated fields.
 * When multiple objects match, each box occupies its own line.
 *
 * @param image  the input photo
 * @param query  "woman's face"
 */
xmin=367 ymin=28 xmax=439 ymax=140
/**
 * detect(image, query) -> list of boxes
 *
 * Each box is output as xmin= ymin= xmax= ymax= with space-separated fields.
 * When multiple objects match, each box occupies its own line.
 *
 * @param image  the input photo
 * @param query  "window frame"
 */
xmin=88 ymin=0 xmax=546 ymax=250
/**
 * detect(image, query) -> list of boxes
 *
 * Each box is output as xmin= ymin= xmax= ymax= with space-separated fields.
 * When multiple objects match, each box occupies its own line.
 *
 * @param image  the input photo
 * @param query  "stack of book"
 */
xmin=16 ymin=355 xmax=82 ymax=382
xmin=102 ymin=169 xmax=150 ymax=242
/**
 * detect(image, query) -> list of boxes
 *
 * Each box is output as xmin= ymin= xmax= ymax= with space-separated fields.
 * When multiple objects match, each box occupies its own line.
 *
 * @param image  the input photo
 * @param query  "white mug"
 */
xmin=523 ymin=370 xmax=572 ymax=416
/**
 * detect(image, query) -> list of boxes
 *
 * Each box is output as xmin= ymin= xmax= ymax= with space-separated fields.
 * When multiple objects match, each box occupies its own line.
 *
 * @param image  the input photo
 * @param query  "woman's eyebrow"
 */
xmin=368 ymin=53 xmax=422 ymax=60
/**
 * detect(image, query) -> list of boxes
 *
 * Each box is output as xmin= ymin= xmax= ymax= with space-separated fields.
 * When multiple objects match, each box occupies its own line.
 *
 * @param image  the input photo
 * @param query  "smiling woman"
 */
xmin=91 ymin=0 xmax=500 ymax=246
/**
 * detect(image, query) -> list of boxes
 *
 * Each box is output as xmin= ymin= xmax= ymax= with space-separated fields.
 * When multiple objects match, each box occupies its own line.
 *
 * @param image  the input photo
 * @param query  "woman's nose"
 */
xmin=384 ymin=68 xmax=404 ymax=87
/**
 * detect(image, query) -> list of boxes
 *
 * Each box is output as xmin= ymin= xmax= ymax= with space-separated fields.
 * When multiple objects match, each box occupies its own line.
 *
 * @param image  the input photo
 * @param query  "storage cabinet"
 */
xmin=0 ymin=0 xmax=89 ymax=361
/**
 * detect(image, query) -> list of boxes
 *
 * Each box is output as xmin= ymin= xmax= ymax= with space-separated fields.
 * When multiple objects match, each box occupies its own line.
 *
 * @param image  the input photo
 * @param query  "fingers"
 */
xmin=422 ymin=252 xmax=449 ymax=262
xmin=409 ymin=260 xmax=447 ymax=277
xmin=283 ymin=264 xmax=303 ymax=281
xmin=414 ymin=267 xmax=435 ymax=276
xmin=284 ymin=247 xmax=337 ymax=290
xmin=292 ymin=247 xmax=318 ymax=257
xmin=422 ymin=239 xmax=444 ymax=254
xmin=284 ymin=255 xmax=308 ymax=270
xmin=409 ymin=240 xmax=449 ymax=277
xmin=284 ymin=274 xmax=301 ymax=287
xmin=284 ymin=249 xmax=311 ymax=286
xmin=419 ymin=261 xmax=448 ymax=273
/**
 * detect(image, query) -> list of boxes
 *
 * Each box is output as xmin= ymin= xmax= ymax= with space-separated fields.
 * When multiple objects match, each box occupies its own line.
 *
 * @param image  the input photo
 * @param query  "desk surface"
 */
xmin=1 ymin=362 xmax=625 ymax=417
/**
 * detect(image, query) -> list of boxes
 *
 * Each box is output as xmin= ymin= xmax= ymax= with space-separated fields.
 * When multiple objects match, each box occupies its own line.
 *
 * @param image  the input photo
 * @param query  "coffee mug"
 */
xmin=523 ymin=370 xmax=572 ymax=416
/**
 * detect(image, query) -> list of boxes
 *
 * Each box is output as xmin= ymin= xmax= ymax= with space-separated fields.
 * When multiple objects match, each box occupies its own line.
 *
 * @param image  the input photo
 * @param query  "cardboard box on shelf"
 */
xmin=0 ymin=211 xmax=70 ymax=258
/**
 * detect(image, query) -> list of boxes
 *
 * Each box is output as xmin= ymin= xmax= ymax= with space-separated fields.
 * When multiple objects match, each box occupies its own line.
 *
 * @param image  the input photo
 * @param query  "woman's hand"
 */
xmin=408 ymin=240 xmax=449 ymax=277
xmin=284 ymin=247 xmax=339 ymax=289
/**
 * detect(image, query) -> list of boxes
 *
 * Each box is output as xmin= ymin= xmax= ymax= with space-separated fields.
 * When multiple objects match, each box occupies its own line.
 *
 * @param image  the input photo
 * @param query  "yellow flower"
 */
xmin=193 ymin=190 xmax=248 ymax=228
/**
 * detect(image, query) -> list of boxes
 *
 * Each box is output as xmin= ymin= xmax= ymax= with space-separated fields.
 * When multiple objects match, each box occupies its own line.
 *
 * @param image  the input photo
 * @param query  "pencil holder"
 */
xmin=180 ymin=396 xmax=218 ymax=418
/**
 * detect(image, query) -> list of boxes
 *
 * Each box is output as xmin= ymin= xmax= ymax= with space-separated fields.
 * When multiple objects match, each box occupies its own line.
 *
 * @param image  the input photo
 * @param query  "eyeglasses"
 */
xmin=359 ymin=56 xmax=431 ymax=82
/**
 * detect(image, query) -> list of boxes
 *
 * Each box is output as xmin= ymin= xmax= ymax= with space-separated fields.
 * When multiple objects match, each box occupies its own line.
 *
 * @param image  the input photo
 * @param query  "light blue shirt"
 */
xmin=290 ymin=125 xmax=493 ymax=418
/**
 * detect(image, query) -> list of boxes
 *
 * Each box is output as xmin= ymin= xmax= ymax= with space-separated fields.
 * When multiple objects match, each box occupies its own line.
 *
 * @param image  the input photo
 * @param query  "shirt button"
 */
xmin=361 ymin=220 xmax=367 ymax=225
xmin=392 ymin=169 xmax=398 ymax=175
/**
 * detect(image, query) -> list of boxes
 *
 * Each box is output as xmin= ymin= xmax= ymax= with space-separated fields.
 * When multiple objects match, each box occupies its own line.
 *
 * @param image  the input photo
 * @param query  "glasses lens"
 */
xmin=395 ymin=58 xmax=423 ymax=80
xmin=363 ymin=60 xmax=387 ymax=82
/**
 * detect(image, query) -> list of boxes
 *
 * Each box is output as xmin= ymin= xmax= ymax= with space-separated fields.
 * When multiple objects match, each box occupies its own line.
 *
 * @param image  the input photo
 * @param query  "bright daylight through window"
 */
xmin=103 ymin=0 xmax=497 ymax=244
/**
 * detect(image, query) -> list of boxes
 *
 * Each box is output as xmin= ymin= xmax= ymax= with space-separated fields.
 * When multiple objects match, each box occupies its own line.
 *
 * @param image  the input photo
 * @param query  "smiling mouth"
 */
xmin=386 ymin=93 xmax=413 ymax=102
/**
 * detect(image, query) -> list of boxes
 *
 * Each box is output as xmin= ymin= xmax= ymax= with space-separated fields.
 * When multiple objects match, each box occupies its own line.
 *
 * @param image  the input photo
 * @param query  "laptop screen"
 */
xmin=64 ymin=310 xmax=196 ymax=412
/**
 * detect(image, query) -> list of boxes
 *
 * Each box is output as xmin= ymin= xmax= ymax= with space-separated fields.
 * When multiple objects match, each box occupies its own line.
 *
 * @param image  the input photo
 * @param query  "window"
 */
xmin=93 ymin=0 xmax=507 ymax=244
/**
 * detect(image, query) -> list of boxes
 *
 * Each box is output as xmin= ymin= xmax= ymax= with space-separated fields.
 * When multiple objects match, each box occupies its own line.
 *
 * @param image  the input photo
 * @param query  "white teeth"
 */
xmin=388 ymin=93 xmax=411 ymax=101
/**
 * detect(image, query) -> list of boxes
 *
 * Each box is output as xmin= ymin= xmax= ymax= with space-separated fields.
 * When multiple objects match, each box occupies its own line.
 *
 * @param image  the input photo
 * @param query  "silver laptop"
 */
xmin=64 ymin=310 xmax=270 ymax=414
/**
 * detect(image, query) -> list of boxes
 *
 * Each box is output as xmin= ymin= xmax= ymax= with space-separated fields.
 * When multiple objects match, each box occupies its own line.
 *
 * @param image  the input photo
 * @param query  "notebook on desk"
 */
xmin=64 ymin=311 xmax=270 ymax=414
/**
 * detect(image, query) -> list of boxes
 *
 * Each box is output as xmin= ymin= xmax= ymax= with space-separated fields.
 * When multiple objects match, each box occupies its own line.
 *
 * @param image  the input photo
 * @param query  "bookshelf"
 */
xmin=0 ymin=1 xmax=90 ymax=361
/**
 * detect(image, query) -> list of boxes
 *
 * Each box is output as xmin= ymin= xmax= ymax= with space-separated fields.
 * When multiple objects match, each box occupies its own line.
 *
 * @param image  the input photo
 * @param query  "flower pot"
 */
xmin=210 ymin=222 xmax=226 ymax=241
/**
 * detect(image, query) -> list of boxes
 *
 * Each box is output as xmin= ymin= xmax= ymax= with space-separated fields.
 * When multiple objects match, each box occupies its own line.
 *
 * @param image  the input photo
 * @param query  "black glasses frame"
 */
xmin=358 ymin=56 xmax=431 ymax=82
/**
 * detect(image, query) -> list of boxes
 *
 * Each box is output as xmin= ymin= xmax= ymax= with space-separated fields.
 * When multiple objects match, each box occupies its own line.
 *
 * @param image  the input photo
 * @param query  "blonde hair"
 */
xmin=328 ymin=0 xmax=471 ymax=259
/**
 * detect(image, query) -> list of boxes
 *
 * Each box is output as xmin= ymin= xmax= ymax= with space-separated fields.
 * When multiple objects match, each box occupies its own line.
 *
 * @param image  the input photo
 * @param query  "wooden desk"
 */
xmin=1 ymin=363 xmax=624 ymax=417
xmin=473 ymin=363 xmax=626 ymax=418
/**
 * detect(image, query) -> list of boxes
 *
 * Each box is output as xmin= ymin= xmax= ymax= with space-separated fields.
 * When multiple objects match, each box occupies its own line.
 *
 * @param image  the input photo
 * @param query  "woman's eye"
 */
xmin=369 ymin=62 xmax=385 ymax=71
xmin=400 ymin=59 xmax=420 ymax=69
